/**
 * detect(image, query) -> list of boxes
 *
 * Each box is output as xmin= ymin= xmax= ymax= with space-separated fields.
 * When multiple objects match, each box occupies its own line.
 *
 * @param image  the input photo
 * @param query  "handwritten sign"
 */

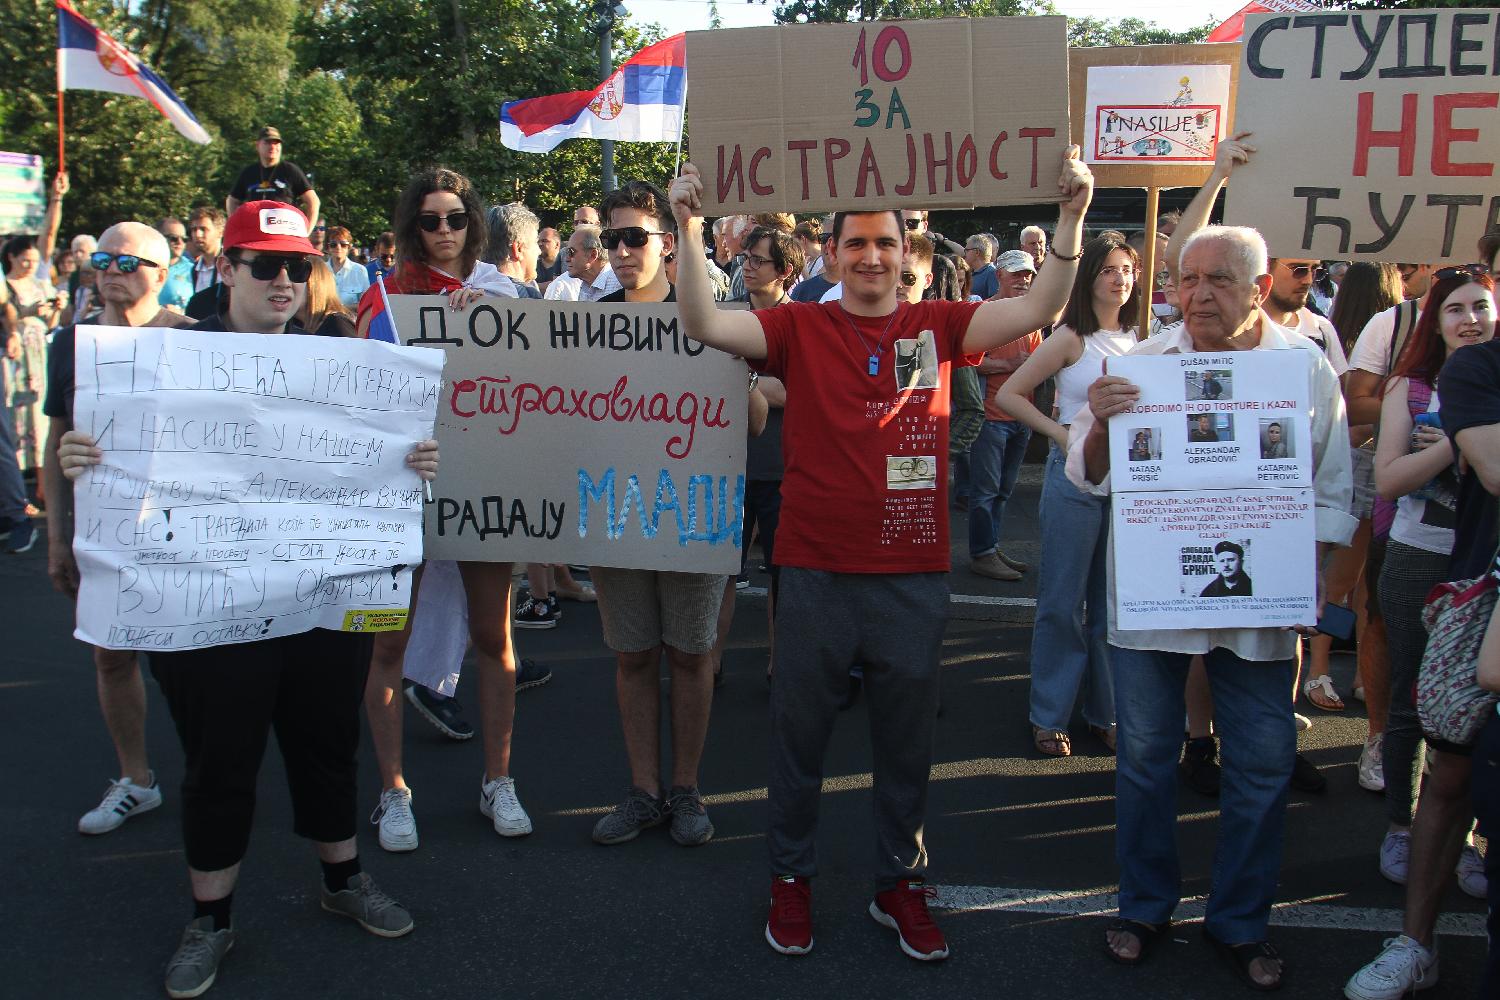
xmin=72 ymin=326 xmax=442 ymax=651
xmin=1226 ymin=9 xmax=1500 ymax=262
xmin=1107 ymin=350 xmax=1317 ymax=630
xmin=687 ymin=16 xmax=1070 ymax=215
xmin=387 ymin=297 xmax=748 ymax=573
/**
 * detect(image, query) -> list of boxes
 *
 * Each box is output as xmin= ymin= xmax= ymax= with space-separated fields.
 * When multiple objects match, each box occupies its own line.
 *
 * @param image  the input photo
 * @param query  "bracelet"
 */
xmin=1048 ymin=245 xmax=1083 ymax=262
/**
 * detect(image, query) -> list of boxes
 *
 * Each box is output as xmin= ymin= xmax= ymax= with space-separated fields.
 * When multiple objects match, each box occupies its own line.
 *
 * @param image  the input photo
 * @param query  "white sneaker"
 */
xmin=1357 ymin=736 xmax=1385 ymax=792
xmin=371 ymin=787 xmax=418 ymax=852
xmin=78 ymin=774 xmax=162 ymax=834
xmin=1379 ymin=830 xmax=1410 ymax=885
xmin=479 ymin=776 xmax=532 ymax=837
xmin=1344 ymin=935 xmax=1437 ymax=1000
xmin=1456 ymin=843 xmax=1488 ymax=899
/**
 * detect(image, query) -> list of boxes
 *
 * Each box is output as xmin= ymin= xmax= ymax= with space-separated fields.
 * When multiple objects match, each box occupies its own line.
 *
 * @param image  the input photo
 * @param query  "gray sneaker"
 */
xmin=666 ymin=785 xmax=715 ymax=846
xmin=164 ymin=917 xmax=234 ymax=999
xmin=320 ymin=872 xmax=414 ymax=938
xmin=591 ymin=786 xmax=666 ymax=844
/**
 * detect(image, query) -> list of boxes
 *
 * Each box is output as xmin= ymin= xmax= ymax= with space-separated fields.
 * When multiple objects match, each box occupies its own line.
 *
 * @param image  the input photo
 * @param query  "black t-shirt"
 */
xmin=537 ymin=257 xmax=564 ymax=283
xmin=44 ymin=310 xmax=193 ymax=424
xmin=599 ymin=285 xmax=675 ymax=303
xmin=1440 ymin=340 xmax=1500 ymax=579
xmin=229 ymin=161 xmax=312 ymax=206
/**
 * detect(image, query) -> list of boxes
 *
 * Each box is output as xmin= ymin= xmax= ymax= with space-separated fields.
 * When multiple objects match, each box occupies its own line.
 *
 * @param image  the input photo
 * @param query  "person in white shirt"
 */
xmin=1073 ymin=225 xmax=1354 ymax=991
xmin=543 ymin=225 xmax=621 ymax=302
xmin=324 ymin=225 xmax=370 ymax=308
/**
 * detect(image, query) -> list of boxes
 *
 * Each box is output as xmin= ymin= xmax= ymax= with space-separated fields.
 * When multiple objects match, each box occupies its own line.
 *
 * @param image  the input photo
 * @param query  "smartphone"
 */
xmin=1316 ymin=603 xmax=1357 ymax=641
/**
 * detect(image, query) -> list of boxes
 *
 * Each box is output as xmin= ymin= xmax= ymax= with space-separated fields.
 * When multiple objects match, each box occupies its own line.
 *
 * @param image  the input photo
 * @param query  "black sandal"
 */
xmin=1204 ymin=929 xmax=1284 ymax=991
xmin=1104 ymin=918 xmax=1170 ymax=966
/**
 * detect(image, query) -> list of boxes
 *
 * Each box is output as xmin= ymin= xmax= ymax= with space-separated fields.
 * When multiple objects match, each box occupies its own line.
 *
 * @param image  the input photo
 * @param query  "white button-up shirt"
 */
xmin=1065 ymin=314 xmax=1357 ymax=662
xmin=330 ymin=257 xmax=371 ymax=308
xmin=543 ymin=265 xmax=622 ymax=302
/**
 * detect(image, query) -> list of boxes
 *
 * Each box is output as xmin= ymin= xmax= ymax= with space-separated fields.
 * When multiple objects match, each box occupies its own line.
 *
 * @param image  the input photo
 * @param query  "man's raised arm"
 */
xmin=669 ymin=165 xmax=769 ymax=360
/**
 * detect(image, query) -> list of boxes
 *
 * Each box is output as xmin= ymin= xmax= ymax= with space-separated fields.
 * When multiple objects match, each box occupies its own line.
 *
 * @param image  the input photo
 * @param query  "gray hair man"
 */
xmin=964 ymin=235 xmax=998 ymax=299
xmin=1070 ymin=224 xmax=1353 ymax=989
xmin=1020 ymin=225 xmax=1048 ymax=269
xmin=485 ymin=202 xmax=541 ymax=296
xmin=543 ymin=224 xmax=622 ymax=302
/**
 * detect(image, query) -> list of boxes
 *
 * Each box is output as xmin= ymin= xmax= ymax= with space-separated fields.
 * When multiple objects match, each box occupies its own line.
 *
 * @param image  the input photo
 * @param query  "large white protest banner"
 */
xmin=1108 ymin=350 xmax=1317 ymax=630
xmin=72 ymin=326 xmax=442 ymax=651
xmin=386 ymin=297 xmax=748 ymax=574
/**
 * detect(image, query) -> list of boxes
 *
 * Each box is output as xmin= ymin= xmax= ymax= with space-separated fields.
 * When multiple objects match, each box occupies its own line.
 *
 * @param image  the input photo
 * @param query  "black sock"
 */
xmin=193 ymin=894 xmax=233 ymax=932
xmin=321 ymin=856 xmax=362 ymax=893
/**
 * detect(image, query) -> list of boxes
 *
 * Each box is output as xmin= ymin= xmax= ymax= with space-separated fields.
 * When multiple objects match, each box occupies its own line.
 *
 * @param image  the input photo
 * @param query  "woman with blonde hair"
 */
xmin=298 ymin=259 xmax=357 ymax=337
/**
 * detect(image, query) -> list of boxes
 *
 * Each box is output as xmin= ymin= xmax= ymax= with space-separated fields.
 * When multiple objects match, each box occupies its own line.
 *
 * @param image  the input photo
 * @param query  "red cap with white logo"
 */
xmin=222 ymin=201 xmax=319 ymax=255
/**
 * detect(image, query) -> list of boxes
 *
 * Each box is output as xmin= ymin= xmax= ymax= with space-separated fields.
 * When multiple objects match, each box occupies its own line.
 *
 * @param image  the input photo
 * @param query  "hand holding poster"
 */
xmin=1107 ymin=350 xmax=1317 ymax=630
xmin=1225 ymin=9 xmax=1500 ymax=262
xmin=72 ymin=327 xmax=442 ymax=651
xmin=389 ymin=297 xmax=748 ymax=573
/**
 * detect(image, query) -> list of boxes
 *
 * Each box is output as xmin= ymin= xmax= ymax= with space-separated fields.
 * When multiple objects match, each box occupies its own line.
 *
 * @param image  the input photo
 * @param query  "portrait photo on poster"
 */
xmin=1128 ymin=427 xmax=1162 ymax=462
xmin=1185 ymin=367 xmax=1232 ymax=401
xmin=1186 ymin=411 xmax=1234 ymax=444
xmin=1259 ymin=418 xmax=1294 ymax=460
xmin=1184 ymin=538 xmax=1253 ymax=598
xmin=894 ymin=330 xmax=939 ymax=392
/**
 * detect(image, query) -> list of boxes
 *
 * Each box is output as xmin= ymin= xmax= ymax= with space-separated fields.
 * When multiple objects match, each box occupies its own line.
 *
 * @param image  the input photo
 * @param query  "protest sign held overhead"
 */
xmin=71 ymin=326 xmax=442 ymax=651
xmin=0 ymin=152 xmax=47 ymax=234
xmin=687 ymin=16 xmax=1071 ymax=215
xmin=1226 ymin=9 xmax=1500 ymax=262
xmin=388 ymin=296 xmax=748 ymax=574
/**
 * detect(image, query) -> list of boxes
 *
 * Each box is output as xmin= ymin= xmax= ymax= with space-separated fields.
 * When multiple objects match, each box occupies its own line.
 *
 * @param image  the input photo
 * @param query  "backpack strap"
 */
xmin=1387 ymin=299 xmax=1419 ymax=375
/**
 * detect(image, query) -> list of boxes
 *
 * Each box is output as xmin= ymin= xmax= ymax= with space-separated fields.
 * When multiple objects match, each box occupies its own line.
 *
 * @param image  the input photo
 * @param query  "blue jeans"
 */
xmin=1112 ymin=644 xmax=1296 ymax=942
xmin=1028 ymin=443 xmax=1113 ymax=730
xmin=967 ymin=419 xmax=1031 ymax=558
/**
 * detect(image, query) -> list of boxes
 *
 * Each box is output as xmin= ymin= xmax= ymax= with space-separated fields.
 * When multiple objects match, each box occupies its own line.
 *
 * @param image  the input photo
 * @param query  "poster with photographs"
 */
xmin=1112 ymin=488 xmax=1317 ymax=630
xmin=1108 ymin=350 xmax=1313 ymax=491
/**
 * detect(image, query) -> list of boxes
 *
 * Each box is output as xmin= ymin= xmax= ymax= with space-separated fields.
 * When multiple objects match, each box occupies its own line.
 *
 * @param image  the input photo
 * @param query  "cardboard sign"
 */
xmin=1069 ymin=44 xmax=1241 ymax=189
xmin=1226 ymin=9 xmax=1500 ymax=262
xmin=71 ymin=326 xmax=441 ymax=651
xmin=687 ymin=16 xmax=1071 ymax=215
xmin=387 ymin=296 xmax=748 ymax=573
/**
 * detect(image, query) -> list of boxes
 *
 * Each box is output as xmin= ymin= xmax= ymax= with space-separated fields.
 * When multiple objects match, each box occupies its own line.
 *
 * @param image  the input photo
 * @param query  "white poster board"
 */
xmin=1083 ymin=65 xmax=1230 ymax=165
xmin=1108 ymin=350 xmax=1317 ymax=630
xmin=72 ymin=326 xmax=443 ymax=651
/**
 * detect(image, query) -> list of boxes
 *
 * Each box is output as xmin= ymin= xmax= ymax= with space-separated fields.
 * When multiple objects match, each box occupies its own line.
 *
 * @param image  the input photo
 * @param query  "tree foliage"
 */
xmin=1067 ymin=16 xmax=1213 ymax=48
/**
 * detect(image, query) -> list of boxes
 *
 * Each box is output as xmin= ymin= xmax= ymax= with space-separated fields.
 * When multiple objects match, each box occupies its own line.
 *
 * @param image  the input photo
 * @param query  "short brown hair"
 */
xmin=906 ymin=233 xmax=934 ymax=269
xmin=744 ymin=225 xmax=805 ymax=283
xmin=752 ymin=212 xmax=796 ymax=234
xmin=187 ymin=205 xmax=225 ymax=228
xmin=599 ymin=180 xmax=674 ymax=235
xmin=326 ymin=225 xmax=353 ymax=246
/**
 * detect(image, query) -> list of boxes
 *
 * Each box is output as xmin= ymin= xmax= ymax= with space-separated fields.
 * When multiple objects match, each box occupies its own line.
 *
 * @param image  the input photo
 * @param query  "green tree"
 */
xmin=1067 ymin=15 xmax=1213 ymax=48
xmin=774 ymin=0 xmax=1042 ymax=24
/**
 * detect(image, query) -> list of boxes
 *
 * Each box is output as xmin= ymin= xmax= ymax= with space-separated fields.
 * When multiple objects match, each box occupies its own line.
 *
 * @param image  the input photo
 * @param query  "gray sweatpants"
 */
xmin=768 ymin=567 xmax=948 ymax=889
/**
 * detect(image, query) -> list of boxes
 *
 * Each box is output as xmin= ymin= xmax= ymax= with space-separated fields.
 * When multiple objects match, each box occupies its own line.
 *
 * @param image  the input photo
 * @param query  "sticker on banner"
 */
xmin=342 ymin=609 xmax=410 ymax=633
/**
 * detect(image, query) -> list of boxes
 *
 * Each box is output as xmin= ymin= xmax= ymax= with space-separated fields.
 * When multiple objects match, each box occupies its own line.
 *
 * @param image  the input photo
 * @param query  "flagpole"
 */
xmin=672 ymin=82 xmax=688 ymax=178
xmin=56 ymin=59 xmax=66 ymax=176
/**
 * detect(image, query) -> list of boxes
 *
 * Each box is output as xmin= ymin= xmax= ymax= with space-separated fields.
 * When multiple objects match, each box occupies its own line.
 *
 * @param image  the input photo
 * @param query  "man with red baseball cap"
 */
xmin=54 ymin=199 xmax=439 ymax=997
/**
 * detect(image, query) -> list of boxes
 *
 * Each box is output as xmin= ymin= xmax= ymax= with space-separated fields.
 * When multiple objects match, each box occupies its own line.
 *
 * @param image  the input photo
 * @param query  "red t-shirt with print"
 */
xmin=750 ymin=298 xmax=982 ymax=574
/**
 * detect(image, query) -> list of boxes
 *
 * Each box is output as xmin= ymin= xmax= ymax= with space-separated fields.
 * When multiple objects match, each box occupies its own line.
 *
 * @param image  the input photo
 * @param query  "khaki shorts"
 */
xmin=589 ymin=567 xmax=727 ymax=654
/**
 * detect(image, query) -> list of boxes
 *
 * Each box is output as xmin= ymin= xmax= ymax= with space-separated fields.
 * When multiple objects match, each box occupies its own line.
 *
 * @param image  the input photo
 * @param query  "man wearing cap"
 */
xmin=226 ymin=126 xmax=320 ymax=226
xmin=55 ymin=201 xmax=434 ymax=999
xmin=968 ymin=250 xmax=1041 ymax=581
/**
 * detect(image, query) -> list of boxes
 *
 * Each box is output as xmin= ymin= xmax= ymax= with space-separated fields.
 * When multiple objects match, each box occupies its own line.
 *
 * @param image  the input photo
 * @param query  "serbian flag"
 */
xmin=500 ymin=34 xmax=685 ymax=153
xmin=1206 ymin=0 xmax=1326 ymax=43
xmin=56 ymin=1 xmax=210 ymax=144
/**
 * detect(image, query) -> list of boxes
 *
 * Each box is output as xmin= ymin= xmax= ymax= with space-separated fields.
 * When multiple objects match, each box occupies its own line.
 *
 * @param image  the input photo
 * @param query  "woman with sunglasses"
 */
xmin=997 ymin=232 xmax=1140 ymax=758
xmin=1347 ymin=264 xmax=1496 ymax=999
xmin=357 ymin=167 xmax=532 ymax=854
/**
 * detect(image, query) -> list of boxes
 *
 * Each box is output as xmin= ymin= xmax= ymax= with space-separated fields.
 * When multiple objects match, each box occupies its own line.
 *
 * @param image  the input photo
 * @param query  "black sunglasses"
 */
xmin=90 ymin=252 xmax=161 ymax=273
xmin=899 ymin=271 xmax=918 ymax=286
xmin=1434 ymin=263 xmax=1490 ymax=282
xmin=903 ymin=218 xmax=922 ymax=231
xmin=416 ymin=211 xmax=470 ymax=233
xmin=229 ymin=254 xmax=313 ymax=283
xmin=164 ymin=235 xmax=187 ymax=244
xmin=1281 ymin=263 xmax=1321 ymax=280
xmin=600 ymin=226 xmax=668 ymax=250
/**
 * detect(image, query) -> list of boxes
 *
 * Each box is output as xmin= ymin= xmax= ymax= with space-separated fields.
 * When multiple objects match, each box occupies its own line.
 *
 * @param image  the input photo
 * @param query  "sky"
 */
xmin=621 ymin=0 xmax=1250 ymax=36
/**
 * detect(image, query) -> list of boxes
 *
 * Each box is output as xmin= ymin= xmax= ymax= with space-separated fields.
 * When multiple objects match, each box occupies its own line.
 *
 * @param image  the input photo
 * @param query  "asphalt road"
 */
xmin=4 ymin=474 xmax=1488 ymax=999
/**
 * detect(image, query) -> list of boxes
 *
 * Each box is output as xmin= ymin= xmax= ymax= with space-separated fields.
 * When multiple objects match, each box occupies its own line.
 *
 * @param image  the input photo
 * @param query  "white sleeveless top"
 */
xmin=1054 ymin=327 xmax=1138 ymax=425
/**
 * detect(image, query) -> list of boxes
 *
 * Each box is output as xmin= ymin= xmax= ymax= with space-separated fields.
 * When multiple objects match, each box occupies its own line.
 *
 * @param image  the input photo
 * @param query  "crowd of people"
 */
xmin=3 ymin=122 xmax=1498 ymax=1000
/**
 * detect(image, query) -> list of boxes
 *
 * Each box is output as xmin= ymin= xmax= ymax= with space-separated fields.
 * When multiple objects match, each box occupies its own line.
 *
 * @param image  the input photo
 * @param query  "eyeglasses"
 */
xmin=164 ymin=235 xmax=187 ymax=244
xmin=313 ymin=225 xmax=327 ymax=233
xmin=90 ymin=252 xmax=161 ymax=273
xmin=563 ymin=247 xmax=579 ymax=259
xmin=899 ymin=271 xmax=918 ymax=287
xmin=332 ymin=241 xmax=352 ymax=248
xmin=1099 ymin=265 xmax=1135 ymax=279
xmin=416 ymin=211 xmax=470 ymax=233
xmin=228 ymin=254 xmax=313 ymax=283
xmin=1280 ymin=263 xmax=1321 ymax=280
xmin=741 ymin=252 xmax=774 ymax=270
xmin=1434 ymin=263 xmax=1491 ymax=282
xmin=600 ymin=227 xmax=668 ymax=250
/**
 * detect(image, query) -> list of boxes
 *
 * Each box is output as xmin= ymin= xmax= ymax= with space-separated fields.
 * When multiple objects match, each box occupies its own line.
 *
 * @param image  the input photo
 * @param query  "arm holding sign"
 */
xmin=1080 ymin=362 xmax=1140 ymax=486
xmin=669 ymin=164 xmax=768 ymax=361
xmin=1163 ymin=133 xmax=1254 ymax=282
xmin=57 ymin=430 xmax=443 ymax=482
xmin=44 ymin=419 xmax=79 ymax=597
xmin=962 ymin=148 xmax=1094 ymax=355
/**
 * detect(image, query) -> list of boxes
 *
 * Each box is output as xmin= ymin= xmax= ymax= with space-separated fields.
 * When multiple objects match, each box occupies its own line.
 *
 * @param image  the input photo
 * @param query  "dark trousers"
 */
xmin=740 ymin=478 xmax=782 ymax=601
xmin=150 ymin=629 xmax=371 ymax=872
xmin=1473 ymin=712 xmax=1500 ymax=999
xmin=768 ymin=568 xmax=947 ymax=888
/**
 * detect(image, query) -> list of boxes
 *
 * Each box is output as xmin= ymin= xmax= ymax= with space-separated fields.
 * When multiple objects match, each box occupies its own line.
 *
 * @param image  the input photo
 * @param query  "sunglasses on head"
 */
xmin=1434 ymin=263 xmax=1490 ymax=282
xmin=416 ymin=211 xmax=470 ymax=233
xmin=600 ymin=226 xmax=668 ymax=250
xmin=90 ymin=252 xmax=161 ymax=273
xmin=229 ymin=253 xmax=313 ymax=283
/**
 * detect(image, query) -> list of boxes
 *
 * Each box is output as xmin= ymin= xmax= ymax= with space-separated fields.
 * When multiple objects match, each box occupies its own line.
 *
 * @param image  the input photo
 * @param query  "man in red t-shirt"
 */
xmin=669 ymin=151 xmax=1095 ymax=962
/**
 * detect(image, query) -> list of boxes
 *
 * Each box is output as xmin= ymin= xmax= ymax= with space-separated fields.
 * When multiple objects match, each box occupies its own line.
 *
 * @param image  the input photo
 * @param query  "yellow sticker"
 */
xmin=341 ymin=609 xmax=408 ymax=633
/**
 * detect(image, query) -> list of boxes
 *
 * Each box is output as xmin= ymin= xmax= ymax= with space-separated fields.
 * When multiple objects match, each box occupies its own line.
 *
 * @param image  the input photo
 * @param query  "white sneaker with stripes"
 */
xmin=79 ymin=773 xmax=163 ymax=835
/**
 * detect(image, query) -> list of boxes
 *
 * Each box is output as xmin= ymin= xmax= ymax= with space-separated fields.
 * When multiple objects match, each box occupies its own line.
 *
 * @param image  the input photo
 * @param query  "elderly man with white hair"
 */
xmin=1020 ymin=226 xmax=1048 ymax=269
xmin=1068 ymin=224 xmax=1354 ymax=991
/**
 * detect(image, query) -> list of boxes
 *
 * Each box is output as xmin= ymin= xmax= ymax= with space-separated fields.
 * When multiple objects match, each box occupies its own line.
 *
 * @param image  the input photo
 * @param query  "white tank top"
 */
xmin=1054 ymin=327 xmax=1138 ymax=425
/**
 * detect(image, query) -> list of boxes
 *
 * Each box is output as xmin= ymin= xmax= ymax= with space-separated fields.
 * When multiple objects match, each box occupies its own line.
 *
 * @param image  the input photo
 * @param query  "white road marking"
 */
xmin=932 ymin=884 xmax=1486 ymax=938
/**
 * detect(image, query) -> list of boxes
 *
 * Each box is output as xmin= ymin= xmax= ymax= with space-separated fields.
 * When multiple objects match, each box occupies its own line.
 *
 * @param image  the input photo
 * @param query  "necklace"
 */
xmin=838 ymin=301 xmax=903 ymax=376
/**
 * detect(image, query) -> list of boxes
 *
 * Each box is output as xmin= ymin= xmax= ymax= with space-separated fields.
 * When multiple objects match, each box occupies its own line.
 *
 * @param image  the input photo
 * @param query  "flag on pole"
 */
xmin=56 ymin=1 xmax=211 ymax=145
xmin=1205 ymin=0 xmax=1326 ymax=44
xmin=500 ymin=35 xmax=686 ymax=153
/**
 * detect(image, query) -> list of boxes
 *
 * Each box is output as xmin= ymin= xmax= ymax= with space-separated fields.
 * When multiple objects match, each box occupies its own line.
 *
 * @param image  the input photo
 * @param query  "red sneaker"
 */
xmin=870 ymin=881 xmax=949 ymax=961
xmin=765 ymin=876 xmax=813 ymax=955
